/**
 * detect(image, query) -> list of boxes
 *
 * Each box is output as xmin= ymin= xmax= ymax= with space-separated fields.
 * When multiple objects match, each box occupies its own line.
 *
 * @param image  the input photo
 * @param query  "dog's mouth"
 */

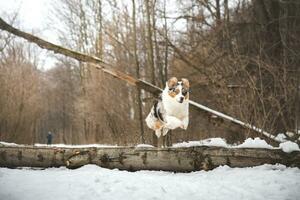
xmin=178 ymin=97 xmax=184 ymax=103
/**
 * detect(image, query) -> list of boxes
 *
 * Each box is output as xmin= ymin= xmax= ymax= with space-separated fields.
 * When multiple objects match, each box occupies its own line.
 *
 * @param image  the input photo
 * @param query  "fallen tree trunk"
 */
xmin=0 ymin=146 xmax=299 ymax=172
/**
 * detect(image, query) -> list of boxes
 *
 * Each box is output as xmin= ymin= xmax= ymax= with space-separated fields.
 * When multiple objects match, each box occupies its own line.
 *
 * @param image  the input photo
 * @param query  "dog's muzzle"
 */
xmin=179 ymin=97 xmax=184 ymax=103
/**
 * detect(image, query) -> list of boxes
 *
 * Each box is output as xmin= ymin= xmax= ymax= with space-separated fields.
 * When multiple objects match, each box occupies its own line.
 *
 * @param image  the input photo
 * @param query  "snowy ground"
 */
xmin=0 ymin=164 xmax=300 ymax=200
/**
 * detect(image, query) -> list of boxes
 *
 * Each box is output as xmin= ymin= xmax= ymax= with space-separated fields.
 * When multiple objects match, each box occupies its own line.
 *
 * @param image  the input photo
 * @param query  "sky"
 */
xmin=0 ymin=0 xmax=52 ymax=38
xmin=0 ymin=0 xmax=186 ymax=70
xmin=0 ymin=0 xmax=57 ymax=70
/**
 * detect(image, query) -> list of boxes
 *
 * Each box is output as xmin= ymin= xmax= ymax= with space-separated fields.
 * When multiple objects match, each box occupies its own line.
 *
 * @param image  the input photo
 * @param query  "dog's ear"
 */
xmin=167 ymin=77 xmax=178 ymax=88
xmin=181 ymin=78 xmax=190 ymax=89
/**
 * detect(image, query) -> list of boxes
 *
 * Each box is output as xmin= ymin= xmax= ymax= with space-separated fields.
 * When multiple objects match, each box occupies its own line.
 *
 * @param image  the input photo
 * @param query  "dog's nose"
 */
xmin=179 ymin=97 xmax=184 ymax=103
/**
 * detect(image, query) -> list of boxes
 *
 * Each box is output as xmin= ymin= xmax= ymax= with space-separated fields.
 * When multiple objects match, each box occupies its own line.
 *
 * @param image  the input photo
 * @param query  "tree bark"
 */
xmin=1 ymin=145 xmax=299 ymax=172
xmin=132 ymin=0 xmax=145 ymax=144
xmin=145 ymin=0 xmax=158 ymax=147
xmin=145 ymin=0 xmax=155 ymax=85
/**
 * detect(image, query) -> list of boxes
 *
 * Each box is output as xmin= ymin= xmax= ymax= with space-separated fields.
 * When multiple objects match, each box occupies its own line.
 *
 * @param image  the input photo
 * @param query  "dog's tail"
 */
xmin=153 ymin=100 xmax=165 ymax=123
xmin=145 ymin=98 xmax=166 ymax=131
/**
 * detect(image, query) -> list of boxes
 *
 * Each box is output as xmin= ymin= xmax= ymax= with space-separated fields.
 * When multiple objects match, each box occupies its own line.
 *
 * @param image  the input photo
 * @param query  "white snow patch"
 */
xmin=2 ymin=141 xmax=152 ymax=149
xmin=135 ymin=144 xmax=154 ymax=148
xmin=237 ymin=137 xmax=274 ymax=149
xmin=0 ymin=164 xmax=300 ymax=200
xmin=172 ymin=140 xmax=203 ymax=148
xmin=172 ymin=137 xmax=300 ymax=154
xmin=33 ymin=143 xmax=119 ymax=148
xmin=275 ymin=133 xmax=287 ymax=141
xmin=172 ymin=137 xmax=274 ymax=149
xmin=279 ymin=141 xmax=300 ymax=153
xmin=2 ymin=136 xmax=300 ymax=154
xmin=0 ymin=141 xmax=119 ymax=148
xmin=286 ymin=131 xmax=295 ymax=138
xmin=0 ymin=141 xmax=24 ymax=147
xmin=172 ymin=138 xmax=228 ymax=148
xmin=200 ymin=138 xmax=229 ymax=147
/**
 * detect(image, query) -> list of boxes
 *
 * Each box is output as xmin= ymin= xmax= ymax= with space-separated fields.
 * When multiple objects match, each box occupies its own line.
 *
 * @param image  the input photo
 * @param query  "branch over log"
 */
xmin=0 ymin=18 xmax=161 ymax=97
xmin=0 ymin=146 xmax=299 ymax=171
xmin=0 ymin=17 xmax=282 ymax=143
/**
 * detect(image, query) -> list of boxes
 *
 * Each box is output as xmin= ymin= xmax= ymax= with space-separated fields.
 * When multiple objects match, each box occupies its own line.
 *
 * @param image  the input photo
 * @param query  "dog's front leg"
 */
xmin=181 ymin=116 xmax=189 ymax=130
xmin=165 ymin=116 xmax=183 ymax=130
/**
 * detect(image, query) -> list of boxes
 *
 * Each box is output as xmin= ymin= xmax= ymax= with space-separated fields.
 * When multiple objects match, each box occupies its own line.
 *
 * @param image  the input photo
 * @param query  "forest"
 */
xmin=0 ymin=0 xmax=299 ymax=146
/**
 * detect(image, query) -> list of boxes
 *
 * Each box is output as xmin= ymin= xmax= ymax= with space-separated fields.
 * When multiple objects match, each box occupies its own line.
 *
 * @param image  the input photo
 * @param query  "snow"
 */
xmin=0 ymin=164 xmax=299 ymax=200
xmin=275 ymin=133 xmax=287 ymax=141
xmin=286 ymin=131 xmax=295 ymax=138
xmin=0 ymin=141 xmax=119 ymax=148
xmin=34 ymin=143 xmax=119 ymax=148
xmin=1 ymin=137 xmax=299 ymax=153
xmin=0 ymin=141 xmax=21 ymax=147
xmin=236 ymin=138 xmax=274 ymax=149
xmin=172 ymin=137 xmax=275 ymax=149
xmin=135 ymin=144 xmax=155 ymax=148
xmin=172 ymin=138 xmax=228 ymax=148
xmin=172 ymin=137 xmax=300 ymax=153
xmin=279 ymin=141 xmax=300 ymax=153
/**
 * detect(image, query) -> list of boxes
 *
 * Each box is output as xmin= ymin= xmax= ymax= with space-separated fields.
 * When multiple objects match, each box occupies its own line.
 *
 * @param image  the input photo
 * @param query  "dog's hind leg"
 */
xmin=162 ymin=135 xmax=167 ymax=148
xmin=155 ymin=129 xmax=162 ymax=138
xmin=162 ymin=128 xmax=169 ymax=136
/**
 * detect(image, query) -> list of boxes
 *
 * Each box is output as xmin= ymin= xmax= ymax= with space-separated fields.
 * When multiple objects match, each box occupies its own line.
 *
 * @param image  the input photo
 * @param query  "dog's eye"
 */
xmin=182 ymin=89 xmax=188 ymax=96
xmin=169 ymin=87 xmax=175 ymax=91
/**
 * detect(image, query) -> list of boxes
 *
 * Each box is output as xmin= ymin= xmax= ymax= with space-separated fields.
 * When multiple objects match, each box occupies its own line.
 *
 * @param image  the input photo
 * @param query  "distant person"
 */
xmin=47 ymin=131 xmax=53 ymax=145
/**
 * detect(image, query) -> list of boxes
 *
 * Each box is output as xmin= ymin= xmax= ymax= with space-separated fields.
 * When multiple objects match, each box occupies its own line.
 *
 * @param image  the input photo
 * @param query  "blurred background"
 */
xmin=0 ymin=0 xmax=299 ymax=145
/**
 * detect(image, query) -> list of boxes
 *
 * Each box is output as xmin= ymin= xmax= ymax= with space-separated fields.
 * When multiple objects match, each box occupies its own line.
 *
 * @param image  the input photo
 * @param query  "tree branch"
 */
xmin=0 ymin=17 xmax=162 ymax=96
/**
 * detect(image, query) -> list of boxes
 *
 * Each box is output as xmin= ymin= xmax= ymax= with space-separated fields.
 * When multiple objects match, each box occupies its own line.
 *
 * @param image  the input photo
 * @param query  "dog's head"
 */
xmin=166 ymin=77 xmax=189 ymax=103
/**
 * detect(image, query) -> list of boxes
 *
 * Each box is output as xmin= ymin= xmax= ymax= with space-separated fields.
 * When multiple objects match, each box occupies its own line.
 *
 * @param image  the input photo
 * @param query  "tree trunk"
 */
xmin=216 ymin=0 xmax=221 ymax=26
xmin=132 ymin=0 xmax=145 ymax=144
xmin=1 ymin=145 xmax=299 ymax=172
xmin=145 ymin=0 xmax=158 ymax=147
xmin=163 ymin=0 xmax=168 ymax=84
xmin=145 ymin=0 xmax=155 ymax=85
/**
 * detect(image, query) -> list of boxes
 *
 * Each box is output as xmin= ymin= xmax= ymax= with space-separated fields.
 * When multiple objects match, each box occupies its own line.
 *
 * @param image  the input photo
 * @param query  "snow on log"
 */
xmin=0 ymin=146 xmax=299 ymax=172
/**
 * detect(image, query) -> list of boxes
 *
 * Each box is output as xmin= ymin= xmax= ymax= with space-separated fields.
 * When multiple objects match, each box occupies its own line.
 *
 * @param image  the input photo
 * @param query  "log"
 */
xmin=1 ymin=146 xmax=299 ymax=172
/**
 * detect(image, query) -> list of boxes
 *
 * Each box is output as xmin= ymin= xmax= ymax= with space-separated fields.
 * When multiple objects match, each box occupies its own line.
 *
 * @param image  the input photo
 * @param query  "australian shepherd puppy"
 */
xmin=146 ymin=77 xmax=189 ymax=140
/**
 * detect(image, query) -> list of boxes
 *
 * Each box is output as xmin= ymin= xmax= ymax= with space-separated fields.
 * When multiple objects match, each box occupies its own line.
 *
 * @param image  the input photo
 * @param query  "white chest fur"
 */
xmin=162 ymin=90 xmax=189 ymax=120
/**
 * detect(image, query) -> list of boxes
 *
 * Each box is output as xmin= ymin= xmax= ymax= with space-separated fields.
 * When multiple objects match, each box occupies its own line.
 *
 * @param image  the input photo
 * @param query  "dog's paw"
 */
xmin=155 ymin=130 xmax=162 ymax=138
xmin=180 ymin=123 xmax=189 ymax=130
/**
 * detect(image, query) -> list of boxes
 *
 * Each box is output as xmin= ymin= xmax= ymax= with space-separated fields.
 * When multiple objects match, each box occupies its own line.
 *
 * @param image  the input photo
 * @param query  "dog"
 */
xmin=145 ymin=77 xmax=189 ymax=143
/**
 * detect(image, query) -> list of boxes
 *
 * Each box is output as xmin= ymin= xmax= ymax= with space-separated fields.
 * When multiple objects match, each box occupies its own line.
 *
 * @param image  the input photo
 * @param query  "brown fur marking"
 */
xmin=182 ymin=78 xmax=190 ymax=100
xmin=167 ymin=77 xmax=178 ymax=88
xmin=168 ymin=88 xmax=180 ymax=98
xmin=154 ymin=121 xmax=163 ymax=130
xmin=185 ymin=93 xmax=189 ymax=100
xmin=181 ymin=78 xmax=190 ymax=89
